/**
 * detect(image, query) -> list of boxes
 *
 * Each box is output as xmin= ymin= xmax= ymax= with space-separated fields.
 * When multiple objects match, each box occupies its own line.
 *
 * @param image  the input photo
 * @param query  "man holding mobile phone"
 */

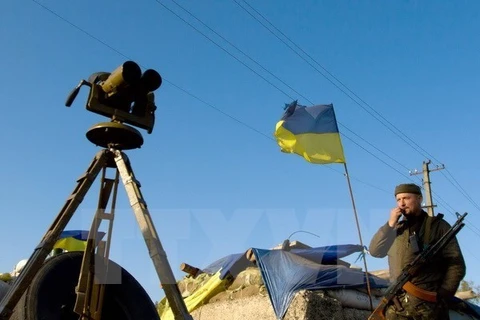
xmin=369 ymin=183 xmax=466 ymax=319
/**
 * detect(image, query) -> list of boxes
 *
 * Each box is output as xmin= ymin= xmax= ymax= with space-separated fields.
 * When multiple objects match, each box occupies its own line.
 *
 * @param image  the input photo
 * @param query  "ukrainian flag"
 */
xmin=274 ymin=101 xmax=345 ymax=164
xmin=53 ymin=230 xmax=106 ymax=252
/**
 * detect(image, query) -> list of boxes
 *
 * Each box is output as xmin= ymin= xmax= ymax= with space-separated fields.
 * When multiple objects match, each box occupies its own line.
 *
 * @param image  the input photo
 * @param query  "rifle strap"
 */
xmin=423 ymin=213 xmax=445 ymax=247
xmin=423 ymin=216 xmax=432 ymax=248
xmin=402 ymin=281 xmax=437 ymax=302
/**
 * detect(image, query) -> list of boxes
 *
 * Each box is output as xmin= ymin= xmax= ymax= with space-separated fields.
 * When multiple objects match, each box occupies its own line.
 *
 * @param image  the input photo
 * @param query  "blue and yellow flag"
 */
xmin=274 ymin=101 xmax=345 ymax=164
xmin=53 ymin=230 xmax=106 ymax=252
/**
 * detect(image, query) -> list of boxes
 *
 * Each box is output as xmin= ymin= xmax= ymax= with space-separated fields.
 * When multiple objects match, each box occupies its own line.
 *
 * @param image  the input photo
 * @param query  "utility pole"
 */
xmin=409 ymin=160 xmax=445 ymax=216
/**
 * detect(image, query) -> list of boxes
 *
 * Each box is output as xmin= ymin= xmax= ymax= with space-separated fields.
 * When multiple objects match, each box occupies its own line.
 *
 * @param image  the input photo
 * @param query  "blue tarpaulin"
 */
xmin=252 ymin=246 xmax=389 ymax=319
xmin=201 ymin=244 xmax=387 ymax=319
xmin=286 ymin=244 xmax=365 ymax=264
xmin=199 ymin=244 xmax=480 ymax=320
xmin=203 ymin=253 xmax=255 ymax=279
xmin=202 ymin=244 xmax=365 ymax=279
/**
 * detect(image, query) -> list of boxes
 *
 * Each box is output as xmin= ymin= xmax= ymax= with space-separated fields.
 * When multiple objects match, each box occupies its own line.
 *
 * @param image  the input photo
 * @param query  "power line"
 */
xmin=29 ymin=0 xmax=480 ymax=257
xmin=162 ymin=0 xmax=479 ymax=219
xmin=33 ymin=0 xmax=466 ymax=209
xmin=33 ymin=0 xmax=477 ymax=242
xmin=166 ymin=0 xmax=314 ymax=105
xmin=409 ymin=166 xmax=480 ymax=236
xmin=153 ymin=0 xmax=296 ymax=101
xmin=147 ymin=0 xmax=428 ymax=193
xmin=442 ymin=170 xmax=480 ymax=212
xmin=432 ymin=190 xmax=480 ymax=236
xmin=30 ymin=0 xmax=462 ymax=211
xmin=430 ymin=191 xmax=480 ymax=238
xmin=433 ymin=193 xmax=458 ymax=214
xmin=154 ymin=0 xmax=418 ymax=183
xmin=441 ymin=210 xmax=480 ymax=243
xmin=234 ymin=0 xmax=479 ymax=216
xmin=29 ymin=0 xmax=391 ymax=196
xmin=340 ymin=133 xmax=417 ymax=183
xmin=232 ymin=0 xmax=444 ymax=165
xmin=165 ymin=81 xmax=272 ymax=139
xmin=339 ymin=124 xmax=411 ymax=172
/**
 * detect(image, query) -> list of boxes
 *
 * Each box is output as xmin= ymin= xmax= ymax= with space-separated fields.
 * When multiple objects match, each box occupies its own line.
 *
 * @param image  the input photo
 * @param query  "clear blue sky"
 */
xmin=1 ymin=0 xmax=480 ymax=302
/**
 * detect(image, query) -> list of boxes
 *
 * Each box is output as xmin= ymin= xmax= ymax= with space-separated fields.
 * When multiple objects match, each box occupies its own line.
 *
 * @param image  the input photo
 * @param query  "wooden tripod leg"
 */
xmin=74 ymin=164 xmax=119 ymax=319
xmin=114 ymin=150 xmax=193 ymax=320
xmin=0 ymin=149 xmax=108 ymax=320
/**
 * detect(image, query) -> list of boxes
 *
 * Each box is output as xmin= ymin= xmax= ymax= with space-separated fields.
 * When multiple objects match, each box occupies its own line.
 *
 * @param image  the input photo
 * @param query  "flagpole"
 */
xmin=343 ymin=162 xmax=374 ymax=311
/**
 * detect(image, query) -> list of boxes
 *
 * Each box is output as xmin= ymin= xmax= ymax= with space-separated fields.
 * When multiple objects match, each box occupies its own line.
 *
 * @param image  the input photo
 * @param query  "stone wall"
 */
xmin=190 ymin=290 xmax=371 ymax=320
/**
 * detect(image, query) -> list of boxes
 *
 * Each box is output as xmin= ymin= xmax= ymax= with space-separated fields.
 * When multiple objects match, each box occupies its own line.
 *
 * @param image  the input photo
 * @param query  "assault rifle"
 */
xmin=368 ymin=212 xmax=468 ymax=320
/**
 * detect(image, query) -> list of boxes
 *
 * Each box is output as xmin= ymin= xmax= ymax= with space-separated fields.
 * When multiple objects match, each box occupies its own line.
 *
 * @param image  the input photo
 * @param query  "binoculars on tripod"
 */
xmin=66 ymin=61 xmax=162 ymax=134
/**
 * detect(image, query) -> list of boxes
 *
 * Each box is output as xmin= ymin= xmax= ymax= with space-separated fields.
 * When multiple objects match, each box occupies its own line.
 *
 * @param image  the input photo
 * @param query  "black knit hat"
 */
xmin=394 ymin=183 xmax=422 ymax=196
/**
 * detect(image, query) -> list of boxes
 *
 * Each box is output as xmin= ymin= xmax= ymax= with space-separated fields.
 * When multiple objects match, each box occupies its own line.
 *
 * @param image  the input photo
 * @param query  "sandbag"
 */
xmin=326 ymin=289 xmax=381 ymax=310
xmin=326 ymin=289 xmax=480 ymax=319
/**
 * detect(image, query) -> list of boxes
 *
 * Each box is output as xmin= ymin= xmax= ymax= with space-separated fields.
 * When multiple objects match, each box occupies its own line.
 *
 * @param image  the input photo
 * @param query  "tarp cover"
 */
xmin=202 ymin=244 xmax=365 ymax=280
xmin=199 ymin=244 xmax=480 ymax=320
xmin=203 ymin=253 xmax=255 ymax=279
xmin=252 ymin=245 xmax=389 ymax=319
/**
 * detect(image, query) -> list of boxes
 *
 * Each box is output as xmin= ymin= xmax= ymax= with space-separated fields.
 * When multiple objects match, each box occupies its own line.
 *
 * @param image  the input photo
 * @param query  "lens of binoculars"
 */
xmin=139 ymin=69 xmax=162 ymax=92
xmin=101 ymin=61 xmax=142 ymax=94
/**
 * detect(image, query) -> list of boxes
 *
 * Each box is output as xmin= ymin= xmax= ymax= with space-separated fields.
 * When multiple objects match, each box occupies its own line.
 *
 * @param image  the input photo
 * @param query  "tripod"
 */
xmin=0 ymin=122 xmax=192 ymax=320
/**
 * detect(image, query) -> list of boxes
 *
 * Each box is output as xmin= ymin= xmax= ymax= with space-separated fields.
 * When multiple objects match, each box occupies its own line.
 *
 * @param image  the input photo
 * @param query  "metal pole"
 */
xmin=343 ymin=163 xmax=374 ymax=311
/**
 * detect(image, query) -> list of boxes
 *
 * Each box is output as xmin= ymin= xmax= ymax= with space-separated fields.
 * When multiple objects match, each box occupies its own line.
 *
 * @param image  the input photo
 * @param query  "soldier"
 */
xmin=369 ymin=183 xmax=466 ymax=319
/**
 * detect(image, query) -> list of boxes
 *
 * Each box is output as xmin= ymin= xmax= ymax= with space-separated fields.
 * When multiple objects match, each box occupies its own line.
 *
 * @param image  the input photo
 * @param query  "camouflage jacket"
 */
xmin=369 ymin=211 xmax=466 ymax=296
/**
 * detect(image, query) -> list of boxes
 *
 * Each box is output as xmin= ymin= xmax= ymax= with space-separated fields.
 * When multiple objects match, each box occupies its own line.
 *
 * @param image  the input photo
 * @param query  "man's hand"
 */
xmin=388 ymin=207 xmax=404 ymax=228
